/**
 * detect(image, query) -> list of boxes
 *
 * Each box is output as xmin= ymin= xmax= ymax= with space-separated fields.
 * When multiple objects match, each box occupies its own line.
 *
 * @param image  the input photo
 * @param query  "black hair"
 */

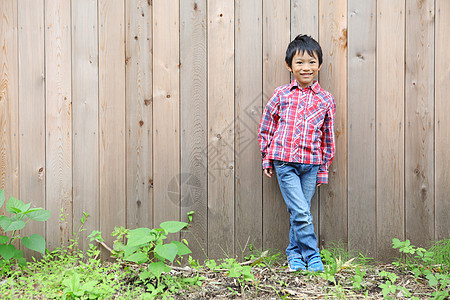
xmin=285 ymin=34 xmax=323 ymax=68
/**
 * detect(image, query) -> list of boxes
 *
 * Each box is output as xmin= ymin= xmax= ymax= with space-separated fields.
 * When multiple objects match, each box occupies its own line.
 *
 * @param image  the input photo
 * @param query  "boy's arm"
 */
xmin=258 ymin=91 xmax=280 ymax=170
xmin=317 ymin=97 xmax=336 ymax=184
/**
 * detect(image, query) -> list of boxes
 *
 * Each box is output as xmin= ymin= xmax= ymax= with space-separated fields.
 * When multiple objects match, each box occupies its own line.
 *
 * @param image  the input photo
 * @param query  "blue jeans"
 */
xmin=273 ymin=160 xmax=320 ymax=263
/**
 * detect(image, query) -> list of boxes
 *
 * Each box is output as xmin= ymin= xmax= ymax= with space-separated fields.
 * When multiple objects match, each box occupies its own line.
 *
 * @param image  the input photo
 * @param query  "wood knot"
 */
xmin=166 ymin=94 xmax=171 ymax=99
xmin=194 ymin=2 xmax=198 ymax=10
xmin=139 ymin=120 xmax=144 ymax=127
xmin=414 ymin=168 xmax=420 ymax=175
xmin=144 ymin=99 xmax=152 ymax=106
xmin=219 ymin=13 xmax=223 ymax=17
xmin=216 ymin=133 xmax=222 ymax=139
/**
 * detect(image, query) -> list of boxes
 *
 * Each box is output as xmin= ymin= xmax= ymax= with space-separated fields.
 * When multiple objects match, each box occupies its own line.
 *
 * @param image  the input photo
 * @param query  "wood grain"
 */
xmin=262 ymin=0 xmax=290 ymax=252
xmin=347 ymin=0 xmax=376 ymax=257
xmin=435 ymin=0 xmax=450 ymax=241
xmin=180 ymin=0 xmax=208 ymax=261
xmin=207 ymin=0 xmax=235 ymax=258
xmin=405 ymin=0 xmax=435 ymax=248
xmin=0 ymin=0 xmax=19 ymax=202
xmin=318 ymin=0 xmax=348 ymax=249
xmin=45 ymin=0 xmax=73 ymax=250
xmin=18 ymin=0 xmax=46 ymax=258
xmin=126 ymin=0 xmax=153 ymax=230
xmin=235 ymin=0 xmax=263 ymax=258
xmin=72 ymin=0 xmax=99 ymax=251
xmin=152 ymin=0 xmax=180 ymax=231
xmin=376 ymin=0 xmax=405 ymax=261
xmin=98 ymin=0 xmax=126 ymax=258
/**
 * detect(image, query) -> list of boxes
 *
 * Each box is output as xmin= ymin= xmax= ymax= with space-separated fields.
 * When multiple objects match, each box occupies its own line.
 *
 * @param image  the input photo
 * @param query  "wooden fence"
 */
xmin=1 ymin=0 xmax=448 ymax=261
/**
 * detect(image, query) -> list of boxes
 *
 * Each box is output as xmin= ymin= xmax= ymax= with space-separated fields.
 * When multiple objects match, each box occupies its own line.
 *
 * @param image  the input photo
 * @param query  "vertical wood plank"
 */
xmin=376 ymin=0 xmax=405 ymax=261
xmin=318 ymin=0 xmax=348 ymax=249
xmin=291 ymin=0 xmax=318 ymax=38
xmin=405 ymin=0 xmax=435 ymax=248
xmin=262 ymin=0 xmax=290 ymax=252
xmin=291 ymin=0 xmax=320 ymax=245
xmin=435 ymin=0 xmax=450 ymax=241
xmin=72 ymin=0 xmax=99 ymax=251
xmin=0 ymin=0 xmax=19 ymax=201
xmin=153 ymin=0 xmax=180 ymax=229
xmin=207 ymin=0 xmax=235 ymax=258
xmin=235 ymin=0 xmax=263 ymax=258
xmin=18 ymin=0 xmax=46 ymax=257
xmin=126 ymin=0 xmax=153 ymax=229
xmin=347 ymin=0 xmax=376 ymax=257
xmin=98 ymin=0 xmax=126 ymax=257
xmin=45 ymin=0 xmax=72 ymax=250
xmin=180 ymin=0 xmax=207 ymax=260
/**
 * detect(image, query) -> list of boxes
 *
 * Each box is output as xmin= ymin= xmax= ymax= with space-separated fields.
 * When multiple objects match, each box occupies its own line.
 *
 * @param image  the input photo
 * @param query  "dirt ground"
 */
xmin=164 ymin=263 xmax=439 ymax=299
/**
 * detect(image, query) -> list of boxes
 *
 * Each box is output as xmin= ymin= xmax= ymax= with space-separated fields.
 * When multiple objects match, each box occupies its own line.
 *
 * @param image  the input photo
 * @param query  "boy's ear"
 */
xmin=285 ymin=62 xmax=292 ymax=72
xmin=318 ymin=63 xmax=322 ymax=72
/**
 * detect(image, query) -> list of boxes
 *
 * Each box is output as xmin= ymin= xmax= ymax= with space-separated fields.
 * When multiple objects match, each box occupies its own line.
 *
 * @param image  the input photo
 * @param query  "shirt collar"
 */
xmin=289 ymin=79 xmax=320 ymax=94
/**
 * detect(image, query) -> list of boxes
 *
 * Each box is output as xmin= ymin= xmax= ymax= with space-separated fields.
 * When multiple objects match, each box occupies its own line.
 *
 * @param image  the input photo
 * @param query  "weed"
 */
xmin=350 ymin=266 xmax=366 ymax=290
xmin=0 ymin=189 xmax=50 ymax=267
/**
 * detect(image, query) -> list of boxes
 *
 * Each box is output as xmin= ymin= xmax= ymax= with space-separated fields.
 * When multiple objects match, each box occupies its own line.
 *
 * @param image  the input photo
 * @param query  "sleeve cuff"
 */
xmin=317 ymin=171 xmax=328 ymax=184
xmin=262 ymin=158 xmax=273 ymax=170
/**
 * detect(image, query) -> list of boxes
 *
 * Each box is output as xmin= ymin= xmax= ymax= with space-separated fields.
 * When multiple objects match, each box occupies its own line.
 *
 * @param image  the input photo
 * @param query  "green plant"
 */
xmin=93 ymin=221 xmax=198 ymax=297
xmin=393 ymin=238 xmax=434 ymax=266
xmin=378 ymin=270 xmax=411 ymax=299
xmin=350 ymin=266 xmax=366 ymax=290
xmin=423 ymin=270 xmax=450 ymax=300
xmin=392 ymin=238 xmax=449 ymax=299
xmin=0 ymin=189 xmax=50 ymax=266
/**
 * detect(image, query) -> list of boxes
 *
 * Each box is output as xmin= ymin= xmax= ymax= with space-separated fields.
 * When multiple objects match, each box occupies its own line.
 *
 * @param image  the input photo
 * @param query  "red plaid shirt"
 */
xmin=258 ymin=80 xmax=335 ymax=184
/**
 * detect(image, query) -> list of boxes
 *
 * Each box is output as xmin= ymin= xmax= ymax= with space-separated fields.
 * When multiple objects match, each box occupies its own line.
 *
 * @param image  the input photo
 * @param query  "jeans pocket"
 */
xmin=274 ymin=160 xmax=288 ymax=169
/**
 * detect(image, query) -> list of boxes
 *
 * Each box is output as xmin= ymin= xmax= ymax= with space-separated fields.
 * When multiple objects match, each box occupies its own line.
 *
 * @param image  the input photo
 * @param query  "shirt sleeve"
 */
xmin=317 ymin=96 xmax=336 ymax=184
xmin=258 ymin=90 xmax=280 ymax=170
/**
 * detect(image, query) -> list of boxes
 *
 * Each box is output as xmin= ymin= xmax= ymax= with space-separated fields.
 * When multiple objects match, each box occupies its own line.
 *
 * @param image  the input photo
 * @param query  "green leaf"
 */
xmin=148 ymin=261 xmax=171 ymax=279
xmin=0 ymin=244 xmax=16 ymax=261
xmin=13 ymin=248 xmax=23 ymax=259
xmin=81 ymin=280 xmax=98 ymax=292
xmin=171 ymin=240 xmax=192 ymax=256
xmin=0 ymin=216 xmax=25 ymax=232
xmin=0 ymin=235 xmax=9 ymax=244
xmin=127 ymin=227 xmax=155 ymax=247
xmin=22 ymin=234 xmax=46 ymax=254
xmin=125 ymin=252 xmax=149 ymax=264
xmin=5 ymin=197 xmax=28 ymax=214
xmin=27 ymin=209 xmax=51 ymax=222
xmin=0 ymin=189 xmax=5 ymax=208
xmin=426 ymin=273 xmax=438 ymax=287
xmin=18 ymin=257 xmax=27 ymax=267
xmin=160 ymin=221 xmax=188 ymax=233
xmin=155 ymin=243 xmax=178 ymax=263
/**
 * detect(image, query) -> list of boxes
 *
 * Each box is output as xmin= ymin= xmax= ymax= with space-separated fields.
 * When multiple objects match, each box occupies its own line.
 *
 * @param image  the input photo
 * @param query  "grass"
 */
xmin=0 ymin=236 xmax=448 ymax=299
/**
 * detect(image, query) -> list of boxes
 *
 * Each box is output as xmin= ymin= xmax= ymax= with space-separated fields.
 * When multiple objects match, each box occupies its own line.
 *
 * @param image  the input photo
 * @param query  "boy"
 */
xmin=258 ymin=34 xmax=335 ymax=272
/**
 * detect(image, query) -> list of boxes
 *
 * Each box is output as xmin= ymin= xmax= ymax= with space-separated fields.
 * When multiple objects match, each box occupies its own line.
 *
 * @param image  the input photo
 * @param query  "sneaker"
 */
xmin=307 ymin=255 xmax=324 ymax=272
xmin=288 ymin=257 xmax=307 ymax=272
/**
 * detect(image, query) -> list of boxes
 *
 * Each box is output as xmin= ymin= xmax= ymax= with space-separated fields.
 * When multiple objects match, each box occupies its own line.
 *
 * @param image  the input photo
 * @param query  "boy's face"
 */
xmin=286 ymin=50 xmax=321 ymax=88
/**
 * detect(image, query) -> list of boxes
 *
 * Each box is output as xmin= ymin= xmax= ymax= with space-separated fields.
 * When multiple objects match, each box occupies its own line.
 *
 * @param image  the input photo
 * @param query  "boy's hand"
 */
xmin=264 ymin=168 xmax=274 ymax=178
xmin=317 ymin=183 xmax=322 ymax=187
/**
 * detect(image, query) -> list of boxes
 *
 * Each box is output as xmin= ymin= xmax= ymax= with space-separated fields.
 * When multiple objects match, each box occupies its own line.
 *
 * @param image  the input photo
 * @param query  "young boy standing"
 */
xmin=258 ymin=35 xmax=335 ymax=272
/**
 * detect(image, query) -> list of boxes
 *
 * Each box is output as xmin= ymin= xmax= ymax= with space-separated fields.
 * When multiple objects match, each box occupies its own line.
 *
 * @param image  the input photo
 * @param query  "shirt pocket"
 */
xmin=305 ymin=101 xmax=327 ymax=127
